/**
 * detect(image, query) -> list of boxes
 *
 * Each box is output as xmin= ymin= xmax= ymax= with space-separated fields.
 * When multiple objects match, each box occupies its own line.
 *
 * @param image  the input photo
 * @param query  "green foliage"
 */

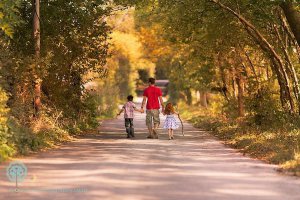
xmin=94 ymin=83 xmax=119 ymax=119
xmin=7 ymin=116 xmax=70 ymax=154
xmin=0 ymin=0 xmax=118 ymax=161
xmin=0 ymin=0 xmax=21 ymax=37
xmin=181 ymin=102 xmax=300 ymax=175
xmin=133 ymin=0 xmax=300 ymax=110
xmin=0 ymin=0 xmax=112 ymax=130
xmin=246 ymin=87 xmax=286 ymax=128
xmin=0 ymin=0 xmax=299 ymax=169
xmin=0 ymin=87 xmax=14 ymax=162
xmin=107 ymin=9 xmax=155 ymax=99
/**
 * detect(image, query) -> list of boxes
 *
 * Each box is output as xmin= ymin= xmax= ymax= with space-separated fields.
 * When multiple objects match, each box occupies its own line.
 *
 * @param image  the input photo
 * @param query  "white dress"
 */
xmin=163 ymin=114 xmax=179 ymax=129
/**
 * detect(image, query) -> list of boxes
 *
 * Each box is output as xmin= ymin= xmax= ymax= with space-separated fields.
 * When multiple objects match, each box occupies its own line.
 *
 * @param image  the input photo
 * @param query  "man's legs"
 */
xmin=147 ymin=126 xmax=153 ymax=138
xmin=146 ymin=110 xmax=160 ymax=139
xmin=146 ymin=110 xmax=154 ymax=138
xmin=152 ymin=109 xmax=160 ymax=139
xmin=152 ymin=124 xmax=159 ymax=139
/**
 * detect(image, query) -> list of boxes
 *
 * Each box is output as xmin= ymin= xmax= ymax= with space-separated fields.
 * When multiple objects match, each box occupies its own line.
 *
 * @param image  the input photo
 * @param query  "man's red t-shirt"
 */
xmin=143 ymin=85 xmax=162 ymax=109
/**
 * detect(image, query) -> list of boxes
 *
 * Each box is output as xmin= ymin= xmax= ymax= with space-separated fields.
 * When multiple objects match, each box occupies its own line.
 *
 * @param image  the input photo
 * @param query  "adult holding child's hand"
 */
xmin=141 ymin=78 xmax=164 ymax=139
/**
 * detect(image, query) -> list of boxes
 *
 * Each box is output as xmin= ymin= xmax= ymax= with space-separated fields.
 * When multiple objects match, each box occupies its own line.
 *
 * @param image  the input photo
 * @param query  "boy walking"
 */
xmin=117 ymin=95 xmax=143 ymax=138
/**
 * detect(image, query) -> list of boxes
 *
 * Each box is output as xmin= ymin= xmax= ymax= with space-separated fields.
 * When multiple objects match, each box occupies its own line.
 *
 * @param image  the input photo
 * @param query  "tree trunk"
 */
xmin=234 ymin=47 xmax=246 ymax=117
xmin=279 ymin=10 xmax=300 ymax=62
xmin=236 ymin=74 xmax=245 ymax=117
xmin=185 ymin=89 xmax=192 ymax=105
xmin=217 ymin=52 xmax=230 ymax=101
xmin=232 ymin=76 xmax=237 ymax=99
xmin=280 ymin=1 xmax=300 ymax=46
xmin=196 ymin=91 xmax=201 ymax=103
xmin=200 ymin=91 xmax=208 ymax=108
xmin=271 ymin=57 xmax=295 ymax=113
xmin=244 ymin=51 xmax=260 ymax=85
xmin=274 ymin=23 xmax=300 ymax=113
xmin=33 ymin=0 xmax=41 ymax=116
xmin=210 ymin=0 xmax=294 ymax=113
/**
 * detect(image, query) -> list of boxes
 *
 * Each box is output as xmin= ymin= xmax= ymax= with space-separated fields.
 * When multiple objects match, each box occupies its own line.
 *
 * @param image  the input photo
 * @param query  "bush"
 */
xmin=94 ymin=80 xmax=119 ymax=120
xmin=245 ymin=86 xmax=281 ymax=126
xmin=0 ymin=87 xmax=15 ymax=162
xmin=7 ymin=115 xmax=71 ymax=155
xmin=180 ymin=99 xmax=300 ymax=175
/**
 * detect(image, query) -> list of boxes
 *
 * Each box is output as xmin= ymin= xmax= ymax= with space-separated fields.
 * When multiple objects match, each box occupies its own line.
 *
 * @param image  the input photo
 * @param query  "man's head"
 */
xmin=127 ymin=95 xmax=134 ymax=101
xmin=148 ymin=78 xmax=155 ymax=85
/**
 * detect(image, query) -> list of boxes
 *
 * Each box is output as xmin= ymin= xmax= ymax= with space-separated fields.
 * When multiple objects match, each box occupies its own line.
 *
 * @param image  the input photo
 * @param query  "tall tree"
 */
xmin=33 ymin=0 xmax=41 ymax=116
xmin=280 ymin=1 xmax=300 ymax=46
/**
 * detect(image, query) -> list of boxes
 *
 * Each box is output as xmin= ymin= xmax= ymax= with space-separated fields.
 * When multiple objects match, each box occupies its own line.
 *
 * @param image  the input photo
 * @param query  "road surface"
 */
xmin=0 ymin=110 xmax=300 ymax=200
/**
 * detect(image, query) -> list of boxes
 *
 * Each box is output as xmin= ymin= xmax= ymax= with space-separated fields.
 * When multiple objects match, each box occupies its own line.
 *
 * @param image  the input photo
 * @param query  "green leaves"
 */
xmin=0 ymin=0 xmax=22 ymax=37
xmin=0 ymin=0 xmax=114 ymax=131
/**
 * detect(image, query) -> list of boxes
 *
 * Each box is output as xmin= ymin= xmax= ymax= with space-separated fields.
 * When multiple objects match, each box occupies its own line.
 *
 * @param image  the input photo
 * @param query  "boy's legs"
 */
xmin=129 ymin=119 xmax=134 ymax=137
xmin=125 ymin=118 xmax=131 ymax=138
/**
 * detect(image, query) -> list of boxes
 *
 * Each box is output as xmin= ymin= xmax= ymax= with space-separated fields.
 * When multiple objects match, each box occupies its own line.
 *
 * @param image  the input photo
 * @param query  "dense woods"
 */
xmin=126 ymin=0 xmax=300 ymax=116
xmin=1 ymin=0 xmax=300 ymax=173
xmin=119 ymin=0 xmax=300 ymax=173
xmin=0 ymin=0 xmax=112 ymax=160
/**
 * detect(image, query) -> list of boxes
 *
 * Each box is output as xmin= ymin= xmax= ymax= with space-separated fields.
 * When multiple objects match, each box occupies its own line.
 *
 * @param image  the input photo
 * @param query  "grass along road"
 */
xmin=0 ymin=110 xmax=300 ymax=200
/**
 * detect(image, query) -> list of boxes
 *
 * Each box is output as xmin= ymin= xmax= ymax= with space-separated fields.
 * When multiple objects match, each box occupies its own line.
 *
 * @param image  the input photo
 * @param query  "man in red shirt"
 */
xmin=141 ymin=78 xmax=164 ymax=139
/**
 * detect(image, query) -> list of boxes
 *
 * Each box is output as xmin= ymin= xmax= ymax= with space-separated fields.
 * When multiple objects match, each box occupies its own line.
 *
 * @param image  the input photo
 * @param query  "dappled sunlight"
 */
xmin=213 ymin=188 xmax=279 ymax=197
xmin=1 ymin=0 xmax=300 ymax=199
xmin=1 ymin=111 xmax=300 ymax=200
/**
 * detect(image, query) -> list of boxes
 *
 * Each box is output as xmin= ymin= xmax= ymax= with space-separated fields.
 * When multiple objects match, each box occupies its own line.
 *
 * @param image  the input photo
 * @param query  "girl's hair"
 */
xmin=164 ymin=103 xmax=175 ymax=115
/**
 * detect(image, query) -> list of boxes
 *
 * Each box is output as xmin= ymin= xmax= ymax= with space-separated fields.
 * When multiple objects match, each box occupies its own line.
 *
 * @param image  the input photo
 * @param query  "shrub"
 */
xmin=0 ymin=87 xmax=14 ymax=161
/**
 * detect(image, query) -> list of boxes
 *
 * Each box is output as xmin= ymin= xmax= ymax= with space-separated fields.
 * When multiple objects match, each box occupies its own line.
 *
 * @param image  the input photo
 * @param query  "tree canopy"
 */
xmin=0 ymin=0 xmax=300 ymax=170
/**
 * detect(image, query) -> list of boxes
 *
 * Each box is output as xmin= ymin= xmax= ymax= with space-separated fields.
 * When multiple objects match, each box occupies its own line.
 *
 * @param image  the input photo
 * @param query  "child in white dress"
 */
xmin=163 ymin=103 xmax=179 ymax=140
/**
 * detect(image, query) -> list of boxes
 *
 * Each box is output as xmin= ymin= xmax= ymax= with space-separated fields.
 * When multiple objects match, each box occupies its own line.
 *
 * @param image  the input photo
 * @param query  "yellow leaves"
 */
xmin=104 ymin=8 xmax=156 ymax=97
xmin=0 ymin=24 xmax=13 ymax=38
xmin=138 ymin=25 xmax=173 ymax=62
xmin=0 ymin=87 xmax=9 ymax=127
xmin=108 ymin=9 xmax=155 ymax=73
xmin=110 ymin=31 xmax=142 ymax=62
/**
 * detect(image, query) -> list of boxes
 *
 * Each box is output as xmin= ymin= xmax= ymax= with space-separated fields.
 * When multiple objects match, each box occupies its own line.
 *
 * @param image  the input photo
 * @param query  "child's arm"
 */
xmin=174 ymin=111 xmax=179 ymax=115
xmin=134 ymin=108 xmax=144 ymax=113
xmin=117 ymin=108 xmax=124 ymax=117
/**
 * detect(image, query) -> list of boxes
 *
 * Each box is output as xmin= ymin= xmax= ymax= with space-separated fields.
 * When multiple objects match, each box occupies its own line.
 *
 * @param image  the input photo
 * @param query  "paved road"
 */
xmin=1 ymin=111 xmax=300 ymax=200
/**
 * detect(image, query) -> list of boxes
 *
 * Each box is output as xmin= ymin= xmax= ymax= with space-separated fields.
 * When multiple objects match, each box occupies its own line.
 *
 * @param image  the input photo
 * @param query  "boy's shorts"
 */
xmin=146 ymin=109 xmax=160 ymax=126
